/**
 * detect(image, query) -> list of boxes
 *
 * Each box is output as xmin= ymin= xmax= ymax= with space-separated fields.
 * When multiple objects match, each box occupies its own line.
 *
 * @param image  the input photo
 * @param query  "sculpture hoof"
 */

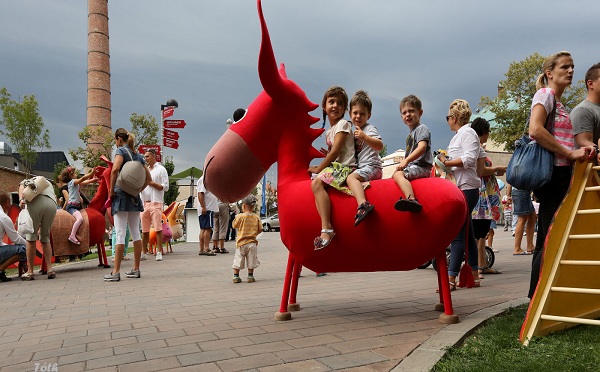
xmin=434 ymin=303 xmax=445 ymax=312
xmin=438 ymin=313 xmax=459 ymax=324
xmin=274 ymin=311 xmax=292 ymax=321
xmin=288 ymin=303 xmax=301 ymax=312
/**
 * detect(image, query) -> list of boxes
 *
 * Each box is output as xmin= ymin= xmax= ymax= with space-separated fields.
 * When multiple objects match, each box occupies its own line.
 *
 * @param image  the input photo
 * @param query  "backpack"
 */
xmin=116 ymin=147 xmax=146 ymax=196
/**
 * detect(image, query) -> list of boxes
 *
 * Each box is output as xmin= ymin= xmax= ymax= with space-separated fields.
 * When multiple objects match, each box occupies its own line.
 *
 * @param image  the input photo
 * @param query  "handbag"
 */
xmin=116 ymin=147 xmax=146 ymax=196
xmin=22 ymin=176 xmax=52 ymax=202
xmin=17 ymin=207 xmax=34 ymax=235
xmin=506 ymin=101 xmax=556 ymax=191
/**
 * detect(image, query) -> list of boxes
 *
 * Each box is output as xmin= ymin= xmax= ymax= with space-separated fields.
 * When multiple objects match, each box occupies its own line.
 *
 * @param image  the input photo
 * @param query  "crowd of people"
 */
xmin=1 ymin=53 xmax=599 ymax=300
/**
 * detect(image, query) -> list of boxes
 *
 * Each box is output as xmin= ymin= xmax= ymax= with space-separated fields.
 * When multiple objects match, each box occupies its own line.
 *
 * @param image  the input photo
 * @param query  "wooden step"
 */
xmin=541 ymin=314 xmax=600 ymax=326
xmin=551 ymin=286 xmax=600 ymax=295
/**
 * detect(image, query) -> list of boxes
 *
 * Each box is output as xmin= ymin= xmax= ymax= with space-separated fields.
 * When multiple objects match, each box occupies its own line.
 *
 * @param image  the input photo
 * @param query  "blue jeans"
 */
xmin=448 ymin=188 xmax=479 ymax=277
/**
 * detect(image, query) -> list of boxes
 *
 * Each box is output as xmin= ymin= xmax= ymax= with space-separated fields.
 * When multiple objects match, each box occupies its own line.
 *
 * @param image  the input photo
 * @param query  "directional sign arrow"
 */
xmin=162 ymin=107 xmax=175 ymax=119
xmin=163 ymin=138 xmax=179 ymax=149
xmin=138 ymin=144 xmax=162 ymax=162
xmin=163 ymin=129 xmax=180 ymax=140
xmin=163 ymin=119 xmax=186 ymax=129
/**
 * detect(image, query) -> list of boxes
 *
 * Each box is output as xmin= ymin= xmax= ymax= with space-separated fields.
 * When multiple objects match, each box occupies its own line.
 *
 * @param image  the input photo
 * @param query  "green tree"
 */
xmin=379 ymin=144 xmax=388 ymax=158
xmin=479 ymin=52 xmax=585 ymax=151
xmin=0 ymin=88 xmax=50 ymax=176
xmin=70 ymin=112 xmax=159 ymax=168
xmin=163 ymin=156 xmax=179 ymax=205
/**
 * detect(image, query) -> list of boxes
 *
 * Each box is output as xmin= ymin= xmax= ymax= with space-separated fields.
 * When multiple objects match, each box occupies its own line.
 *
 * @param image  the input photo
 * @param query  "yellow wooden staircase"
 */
xmin=520 ymin=160 xmax=600 ymax=345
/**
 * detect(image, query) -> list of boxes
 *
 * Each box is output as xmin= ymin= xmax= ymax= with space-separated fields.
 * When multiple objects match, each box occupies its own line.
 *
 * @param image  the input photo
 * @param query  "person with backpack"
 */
xmin=104 ymin=128 xmax=151 ymax=282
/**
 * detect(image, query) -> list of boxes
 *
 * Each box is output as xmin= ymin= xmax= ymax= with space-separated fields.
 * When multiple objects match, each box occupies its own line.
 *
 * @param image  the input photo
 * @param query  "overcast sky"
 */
xmin=1 ymin=0 xmax=599 ymax=180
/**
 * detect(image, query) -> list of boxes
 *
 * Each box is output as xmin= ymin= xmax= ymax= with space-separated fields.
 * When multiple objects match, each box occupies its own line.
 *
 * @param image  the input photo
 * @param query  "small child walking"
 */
xmin=60 ymin=166 xmax=98 ymax=244
xmin=345 ymin=90 xmax=384 ymax=226
xmin=231 ymin=195 xmax=262 ymax=283
xmin=393 ymin=95 xmax=433 ymax=212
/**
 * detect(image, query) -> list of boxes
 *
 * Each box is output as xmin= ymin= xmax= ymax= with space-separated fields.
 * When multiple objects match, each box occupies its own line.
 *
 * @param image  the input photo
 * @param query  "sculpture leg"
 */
xmin=435 ymin=251 xmax=459 ymax=324
xmin=288 ymin=261 xmax=302 ymax=312
xmin=275 ymin=253 xmax=294 ymax=321
xmin=97 ymin=242 xmax=110 ymax=268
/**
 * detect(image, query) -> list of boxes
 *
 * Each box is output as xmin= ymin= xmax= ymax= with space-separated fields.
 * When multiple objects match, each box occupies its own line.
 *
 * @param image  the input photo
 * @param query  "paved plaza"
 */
xmin=0 ymin=228 xmax=532 ymax=371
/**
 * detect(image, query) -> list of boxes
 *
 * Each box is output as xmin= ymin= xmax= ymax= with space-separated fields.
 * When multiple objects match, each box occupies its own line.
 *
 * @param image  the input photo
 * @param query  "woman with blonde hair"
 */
xmin=527 ymin=51 xmax=594 ymax=298
xmin=104 ymin=128 xmax=152 ymax=282
xmin=438 ymin=99 xmax=480 ymax=289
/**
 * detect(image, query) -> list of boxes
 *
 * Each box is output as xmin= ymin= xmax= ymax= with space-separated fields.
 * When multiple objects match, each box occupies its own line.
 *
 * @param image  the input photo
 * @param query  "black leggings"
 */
xmin=528 ymin=166 xmax=572 ymax=298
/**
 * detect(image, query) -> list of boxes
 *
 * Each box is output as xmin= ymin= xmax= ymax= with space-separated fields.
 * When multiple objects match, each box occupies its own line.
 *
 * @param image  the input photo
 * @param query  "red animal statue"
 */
xmin=204 ymin=0 xmax=467 ymax=322
xmin=49 ymin=156 xmax=113 ymax=268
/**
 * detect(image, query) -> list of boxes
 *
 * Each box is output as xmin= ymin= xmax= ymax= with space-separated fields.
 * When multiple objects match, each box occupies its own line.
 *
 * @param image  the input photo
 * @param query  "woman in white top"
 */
xmin=438 ymin=99 xmax=480 ymax=289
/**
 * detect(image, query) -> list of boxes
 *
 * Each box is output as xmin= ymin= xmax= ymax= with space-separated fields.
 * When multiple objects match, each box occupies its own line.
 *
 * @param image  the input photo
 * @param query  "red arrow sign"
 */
xmin=163 ymin=119 xmax=186 ymax=129
xmin=162 ymin=107 xmax=175 ymax=119
xmin=163 ymin=138 xmax=179 ymax=149
xmin=138 ymin=144 xmax=162 ymax=162
xmin=163 ymin=129 xmax=180 ymax=140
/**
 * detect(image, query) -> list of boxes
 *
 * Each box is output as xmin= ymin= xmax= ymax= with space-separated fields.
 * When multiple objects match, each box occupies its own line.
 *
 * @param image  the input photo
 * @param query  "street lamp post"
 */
xmin=160 ymin=98 xmax=178 ymax=162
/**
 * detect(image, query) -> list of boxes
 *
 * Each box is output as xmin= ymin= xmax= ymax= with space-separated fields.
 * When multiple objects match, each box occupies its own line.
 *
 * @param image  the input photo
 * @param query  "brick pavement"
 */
xmin=0 ymin=228 xmax=532 ymax=371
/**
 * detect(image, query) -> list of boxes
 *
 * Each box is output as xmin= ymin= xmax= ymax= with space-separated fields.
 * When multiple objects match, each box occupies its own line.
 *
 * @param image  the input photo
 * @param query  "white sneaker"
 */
xmin=141 ymin=253 xmax=147 ymax=261
xmin=156 ymin=252 xmax=163 ymax=261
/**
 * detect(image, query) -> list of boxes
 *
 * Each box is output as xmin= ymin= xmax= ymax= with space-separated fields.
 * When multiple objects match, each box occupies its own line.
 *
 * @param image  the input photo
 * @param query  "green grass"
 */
xmin=432 ymin=304 xmax=600 ymax=372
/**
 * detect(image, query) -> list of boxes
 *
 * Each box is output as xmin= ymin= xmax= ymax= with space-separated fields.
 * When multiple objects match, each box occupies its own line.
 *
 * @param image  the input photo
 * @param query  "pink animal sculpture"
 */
xmin=164 ymin=201 xmax=184 ymax=240
xmin=204 ymin=0 xmax=467 ymax=322
xmin=148 ymin=213 xmax=173 ymax=254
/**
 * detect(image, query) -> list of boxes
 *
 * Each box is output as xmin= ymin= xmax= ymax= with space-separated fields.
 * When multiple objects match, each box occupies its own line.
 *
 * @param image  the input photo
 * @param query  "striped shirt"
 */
xmin=232 ymin=212 xmax=262 ymax=248
xmin=531 ymin=87 xmax=574 ymax=166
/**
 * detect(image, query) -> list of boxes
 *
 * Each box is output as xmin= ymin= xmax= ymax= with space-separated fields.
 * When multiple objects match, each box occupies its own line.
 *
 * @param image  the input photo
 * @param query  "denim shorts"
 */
xmin=0 ymin=244 xmax=25 ymax=264
xmin=512 ymin=188 xmax=534 ymax=216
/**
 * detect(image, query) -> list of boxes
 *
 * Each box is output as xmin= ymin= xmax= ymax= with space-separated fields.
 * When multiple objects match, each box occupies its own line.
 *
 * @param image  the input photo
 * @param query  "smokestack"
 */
xmin=86 ymin=0 xmax=111 ymax=157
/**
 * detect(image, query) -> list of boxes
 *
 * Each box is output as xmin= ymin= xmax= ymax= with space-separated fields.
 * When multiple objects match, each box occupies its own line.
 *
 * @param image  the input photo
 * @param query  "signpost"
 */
xmin=160 ymin=99 xmax=185 ymax=160
xmin=163 ymin=120 xmax=186 ymax=129
xmin=163 ymin=129 xmax=180 ymax=140
xmin=163 ymin=138 xmax=179 ymax=149
xmin=138 ymin=144 xmax=162 ymax=162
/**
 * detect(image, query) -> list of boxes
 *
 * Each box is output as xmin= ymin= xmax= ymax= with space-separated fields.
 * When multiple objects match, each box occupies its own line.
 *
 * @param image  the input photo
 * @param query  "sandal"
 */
xmin=479 ymin=266 xmax=502 ymax=275
xmin=314 ymin=229 xmax=336 ymax=250
xmin=21 ymin=272 xmax=34 ymax=281
xmin=47 ymin=271 xmax=56 ymax=279
xmin=220 ymin=248 xmax=229 ymax=254
xmin=354 ymin=202 xmax=374 ymax=226
xmin=394 ymin=195 xmax=423 ymax=213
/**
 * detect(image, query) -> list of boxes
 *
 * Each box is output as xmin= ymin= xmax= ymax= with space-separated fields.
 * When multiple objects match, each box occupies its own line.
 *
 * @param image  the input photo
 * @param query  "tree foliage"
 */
xmin=163 ymin=156 xmax=180 ymax=205
xmin=379 ymin=144 xmax=388 ymax=158
xmin=479 ymin=52 xmax=586 ymax=152
xmin=70 ymin=113 xmax=159 ymax=168
xmin=0 ymin=87 xmax=50 ymax=176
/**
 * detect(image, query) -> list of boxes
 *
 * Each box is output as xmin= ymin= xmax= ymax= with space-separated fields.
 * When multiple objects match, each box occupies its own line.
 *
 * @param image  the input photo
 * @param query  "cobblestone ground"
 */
xmin=0 ymin=229 xmax=530 ymax=371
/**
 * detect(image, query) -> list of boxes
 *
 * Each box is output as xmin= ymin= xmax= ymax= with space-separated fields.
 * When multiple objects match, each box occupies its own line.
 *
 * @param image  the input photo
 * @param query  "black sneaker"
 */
xmin=394 ymin=198 xmax=423 ymax=212
xmin=0 ymin=271 xmax=12 ymax=282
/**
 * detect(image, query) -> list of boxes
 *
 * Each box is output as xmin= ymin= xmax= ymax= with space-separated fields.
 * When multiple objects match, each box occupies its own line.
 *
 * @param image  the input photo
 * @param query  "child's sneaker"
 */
xmin=232 ymin=276 xmax=242 ymax=283
xmin=394 ymin=197 xmax=423 ymax=213
xmin=247 ymin=275 xmax=256 ymax=283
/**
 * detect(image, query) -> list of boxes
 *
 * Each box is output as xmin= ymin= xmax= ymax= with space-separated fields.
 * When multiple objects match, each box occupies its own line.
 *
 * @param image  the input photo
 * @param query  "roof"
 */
xmin=13 ymin=151 xmax=70 ymax=172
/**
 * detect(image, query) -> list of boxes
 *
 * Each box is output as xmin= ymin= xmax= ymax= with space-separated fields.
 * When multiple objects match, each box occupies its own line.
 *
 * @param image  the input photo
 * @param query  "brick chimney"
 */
xmin=86 ymin=0 xmax=111 ymax=157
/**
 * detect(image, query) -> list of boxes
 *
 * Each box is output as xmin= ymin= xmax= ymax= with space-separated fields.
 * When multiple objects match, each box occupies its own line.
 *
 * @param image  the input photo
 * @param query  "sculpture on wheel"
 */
xmin=204 ymin=0 xmax=467 ymax=322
